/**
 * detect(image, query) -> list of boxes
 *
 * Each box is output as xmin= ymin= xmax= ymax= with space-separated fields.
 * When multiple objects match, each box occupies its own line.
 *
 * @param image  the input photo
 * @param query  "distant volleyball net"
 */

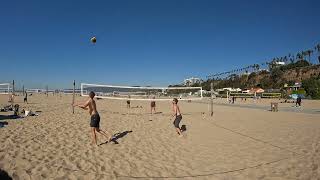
xmin=0 ymin=83 xmax=12 ymax=94
xmin=62 ymin=89 xmax=87 ymax=94
xmin=25 ymin=89 xmax=55 ymax=94
xmin=80 ymin=83 xmax=203 ymax=101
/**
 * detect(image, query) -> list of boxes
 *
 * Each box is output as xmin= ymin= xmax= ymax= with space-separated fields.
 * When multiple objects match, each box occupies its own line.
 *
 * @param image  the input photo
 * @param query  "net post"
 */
xmin=210 ymin=82 xmax=213 ymax=116
xmin=226 ymin=91 xmax=229 ymax=102
xmin=72 ymin=80 xmax=75 ymax=114
xmin=46 ymin=85 xmax=48 ymax=97
xmin=80 ymin=83 xmax=83 ymax=97
xmin=11 ymin=80 xmax=15 ymax=107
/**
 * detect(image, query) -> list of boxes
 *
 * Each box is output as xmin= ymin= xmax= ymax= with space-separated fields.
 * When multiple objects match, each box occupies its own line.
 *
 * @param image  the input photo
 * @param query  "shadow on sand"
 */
xmin=0 ymin=169 xmax=12 ymax=180
xmin=181 ymin=125 xmax=187 ymax=132
xmin=99 ymin=130 xmax=133 ymax=145
xmin=0 ymin=121 xmax=9 ymax=128
xmin=0 ymin=115 xmax=22 ymax=121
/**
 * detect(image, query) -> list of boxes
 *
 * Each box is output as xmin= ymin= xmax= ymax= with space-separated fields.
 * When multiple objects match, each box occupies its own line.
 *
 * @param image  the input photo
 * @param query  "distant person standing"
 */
xmin=172 ymin=98 xmax=183 ymax=137
xmin=150 ymin=96 xmax=156 ymax=114
xmin=8 ymin=94 xmax=14 ymax=103
xmin=127 ymin=95 xmax=131 ymax=108
xmin=24 ymin=92 xmax=28 ymax=103
xmin=296 ymin=96 xmax=302 ymax=107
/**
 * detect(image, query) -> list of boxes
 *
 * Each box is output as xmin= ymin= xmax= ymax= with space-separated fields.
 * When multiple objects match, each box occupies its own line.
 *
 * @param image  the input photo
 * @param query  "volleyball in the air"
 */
xmin=90 ymin=37 xmax=97 ymax=43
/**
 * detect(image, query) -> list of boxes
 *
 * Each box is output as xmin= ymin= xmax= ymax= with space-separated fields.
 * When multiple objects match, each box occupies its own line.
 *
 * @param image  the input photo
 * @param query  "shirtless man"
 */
xmin=150 ymin=96 xmax=156 ymax=114
xmin=24 ymin=92 xmax=28 ymax=103
xmin=73 ymin=91 xmax=112 ymax=146
xmin=127 ymin=95 xmax=131 ymax=108
xmin=172 ymin=98 xmax=183 ymax=137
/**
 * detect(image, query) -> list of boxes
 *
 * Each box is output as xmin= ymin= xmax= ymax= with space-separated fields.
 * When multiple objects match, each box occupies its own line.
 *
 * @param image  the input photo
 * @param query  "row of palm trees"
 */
xmin=207 ymin=43 xmax=320 ymax=79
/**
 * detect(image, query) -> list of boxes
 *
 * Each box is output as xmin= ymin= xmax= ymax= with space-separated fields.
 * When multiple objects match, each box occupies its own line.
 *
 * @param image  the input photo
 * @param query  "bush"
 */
xmin=291 ymin=89 xmax=306 ymax=95
xmin=302 ymin=77 xmax=320 ymax=99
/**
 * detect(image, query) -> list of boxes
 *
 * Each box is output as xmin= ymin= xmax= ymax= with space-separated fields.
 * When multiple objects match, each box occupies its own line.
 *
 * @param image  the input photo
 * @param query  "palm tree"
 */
xmin=296 ymin=52 xmax=301 ymax=61
xmin=316 ymin=44 xmax=320 ymax=64
xmin=256 ymin=64 xmax=260 ymax=72
xmin=290 ymin=58 xmax=294 ymax=64
xmin=306 ymin=49 xmax=313 ymax=64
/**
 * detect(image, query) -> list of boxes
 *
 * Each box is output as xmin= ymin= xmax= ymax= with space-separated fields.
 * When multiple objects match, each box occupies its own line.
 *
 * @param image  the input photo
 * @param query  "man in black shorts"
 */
xmin=172 ymin=98 xmax=183 ymax=137
xmin=73 ymin=91 xmax=112 ymax=146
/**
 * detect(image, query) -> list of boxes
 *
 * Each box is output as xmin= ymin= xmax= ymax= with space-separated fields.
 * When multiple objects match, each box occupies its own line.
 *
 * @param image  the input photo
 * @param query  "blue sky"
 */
xmin=0 ymin=0 xmax=319 ymax=89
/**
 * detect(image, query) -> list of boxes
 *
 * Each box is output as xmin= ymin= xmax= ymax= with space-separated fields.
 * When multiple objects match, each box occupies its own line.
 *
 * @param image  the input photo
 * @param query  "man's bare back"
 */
xmin=173 ymin=104 xmax=181 ymax=116
xmin=86 ymin=98 xmax=98 ymax=115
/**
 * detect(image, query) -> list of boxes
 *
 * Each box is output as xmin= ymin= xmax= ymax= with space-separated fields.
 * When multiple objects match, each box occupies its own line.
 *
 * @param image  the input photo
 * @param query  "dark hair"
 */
xmin=173 ymin=98 xmax=178 ymax=104
xmin=89 ymin=91 xmax=95 ymax=98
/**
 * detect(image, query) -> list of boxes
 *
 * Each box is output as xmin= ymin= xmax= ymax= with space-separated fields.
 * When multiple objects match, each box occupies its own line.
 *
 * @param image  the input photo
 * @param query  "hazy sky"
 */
xmin=1 ymin=0 xmax=319 ymax=89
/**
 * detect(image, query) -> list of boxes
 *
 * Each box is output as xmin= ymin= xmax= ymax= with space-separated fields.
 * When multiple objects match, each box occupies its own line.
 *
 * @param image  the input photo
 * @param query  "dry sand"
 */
xmin=1 ymin=94 xmax=320 ymax=179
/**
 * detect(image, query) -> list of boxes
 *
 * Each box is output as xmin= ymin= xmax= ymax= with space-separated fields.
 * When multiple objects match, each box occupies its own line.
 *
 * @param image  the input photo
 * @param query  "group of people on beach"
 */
xmin=73 ymin=91 xmax=184 ymax=146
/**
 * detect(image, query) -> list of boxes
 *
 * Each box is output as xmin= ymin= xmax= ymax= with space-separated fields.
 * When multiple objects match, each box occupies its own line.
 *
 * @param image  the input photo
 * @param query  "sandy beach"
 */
xmin=1 ymin=94 xmax=320 ymax=179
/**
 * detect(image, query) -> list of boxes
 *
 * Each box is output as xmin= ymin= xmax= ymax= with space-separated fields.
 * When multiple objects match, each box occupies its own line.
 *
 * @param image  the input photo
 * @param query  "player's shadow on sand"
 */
xmin=181 ymin=125 xmax=187 ymax=132
xmin=0 ymin=168 xmax=12 ymax=180
xmin=0 ymin=121 xmax=9 ymax=128
xmin=0 ymin=115 xmax=22 ymax=121
xmin=100 ymin=130 xmax=133 ymax=145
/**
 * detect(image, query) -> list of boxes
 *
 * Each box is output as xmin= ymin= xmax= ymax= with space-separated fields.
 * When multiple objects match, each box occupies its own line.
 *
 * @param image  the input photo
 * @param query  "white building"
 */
xmin=275 ymin=61 xmax=285 ymax=65
xmin=183 ymin=77 xmax=202 ymax=86
xmin=217 ymin=87 xmax=242 ymax=92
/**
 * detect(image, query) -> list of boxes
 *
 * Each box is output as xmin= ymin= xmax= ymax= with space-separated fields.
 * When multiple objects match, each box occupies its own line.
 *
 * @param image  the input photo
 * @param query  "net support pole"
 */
xmin=72 ymin=80 xmax=75 ymax=114
xmin=22 ymin=85 xmax=24 ymax=95
xmin=46 ymin=85 xmax=48 ymax=97
xmin=226 ymin=91 xmax=229 ymax=102
xmin=11 ymin=80 xmax=15 ymax=107
xmin=210 ymin=82 xmax=213 ymax=116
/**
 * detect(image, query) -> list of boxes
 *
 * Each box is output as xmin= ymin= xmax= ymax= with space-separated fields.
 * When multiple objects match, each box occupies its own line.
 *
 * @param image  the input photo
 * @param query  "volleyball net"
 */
xmin=81 ymin=83 xmax=203 ymax=101
xmin=0 ymin=83 xmax=12 ymax=94
xmin=62 ymin=89 xmax=87 ymax=94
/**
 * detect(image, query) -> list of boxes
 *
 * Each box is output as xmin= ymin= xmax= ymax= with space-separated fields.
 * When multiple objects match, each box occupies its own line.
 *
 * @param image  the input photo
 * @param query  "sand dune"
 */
xmin=1 ymin=94 xmax=320 ymax=179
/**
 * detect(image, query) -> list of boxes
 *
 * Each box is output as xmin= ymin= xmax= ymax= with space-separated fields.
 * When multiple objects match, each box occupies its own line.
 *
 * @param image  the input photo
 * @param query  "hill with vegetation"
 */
xmin=199 ymin=60 xmax=320 ymax=99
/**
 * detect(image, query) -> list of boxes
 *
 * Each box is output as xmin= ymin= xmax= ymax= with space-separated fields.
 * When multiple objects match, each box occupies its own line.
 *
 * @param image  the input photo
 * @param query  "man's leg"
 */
xmin=174 ymin=119 xmax=183 ymax=136
xmin=92 ymin=127 xmax=97 ymax=145
xmin=96 ymin=128 xmax=113 ymax=141
xmin=176 ymin=128 xmax=182 ymax=136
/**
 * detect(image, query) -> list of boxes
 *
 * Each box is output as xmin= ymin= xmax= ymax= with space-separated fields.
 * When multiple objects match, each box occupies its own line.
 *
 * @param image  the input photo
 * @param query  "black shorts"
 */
xmin=173 ymin=115 xmax=182 ymax=128
xmin=151 ymin=102 xmax=156 ymax=107
xmin=90 ymin=114 xmax=100 ymax=128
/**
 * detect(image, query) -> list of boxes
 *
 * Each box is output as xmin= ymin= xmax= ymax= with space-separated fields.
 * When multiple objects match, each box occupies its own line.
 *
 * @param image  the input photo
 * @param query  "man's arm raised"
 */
xmin=73 ymin=99 xmax=90 ymax=110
